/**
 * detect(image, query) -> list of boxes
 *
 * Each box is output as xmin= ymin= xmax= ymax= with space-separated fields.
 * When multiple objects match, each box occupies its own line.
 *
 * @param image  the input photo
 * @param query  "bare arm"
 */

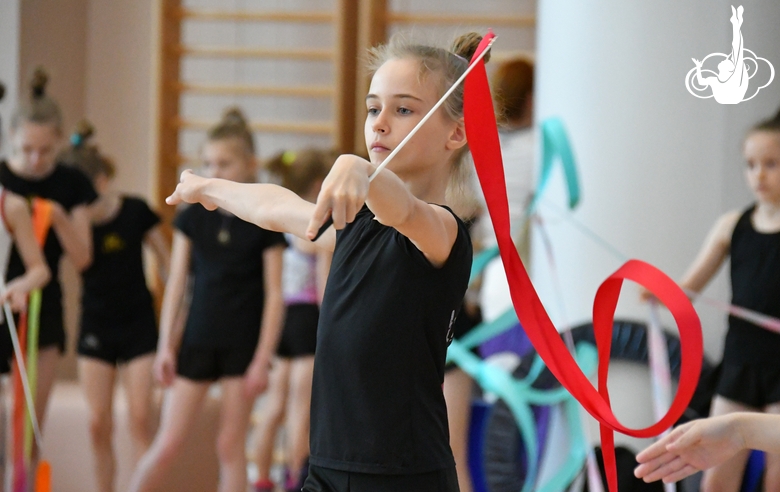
xmin=166 ymin=170 xmax=336 ymax=251
xmin=50 ymin=203 xmax=92 ymax=271
xmin=1 ymin=194 xmax=51 ymax=310
xmin=678 ymin=211 xmax=740 ymax=294
xmin=244 ymin=245 xmax=286 ymax=396
xmin=144 ymin=226 xmax=171 ymax=284
xmin=154 ymin=231 xmax=191 ymax=386
xmin=306 ymin=155 xmax=459 ymax=267
xmin=635 ymin=413 xmax=780 ymax=484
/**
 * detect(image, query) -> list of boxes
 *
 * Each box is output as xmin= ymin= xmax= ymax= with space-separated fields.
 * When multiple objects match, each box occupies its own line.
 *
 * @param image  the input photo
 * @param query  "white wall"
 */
xmin=0 ymin=0 xmax=20 ymax=157
xmin=534 ymin=0 xmax=780 ymax=448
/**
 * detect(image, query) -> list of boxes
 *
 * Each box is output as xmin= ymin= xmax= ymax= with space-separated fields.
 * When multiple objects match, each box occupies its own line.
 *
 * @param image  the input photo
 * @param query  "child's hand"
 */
xmin=306 ymin=155 xmax=372 ymax=239
xmin=635 ymin=415 xmax=746 ymax=484
xmin=154 ymin=347 xmax=177 ymax=387
xmin=166 ymin=170 xmax=217 ymax=210
xmin=244 ymin=358 xmax=270 ymax=398
xmin=0 ymin=284 xmax=28 ymax=313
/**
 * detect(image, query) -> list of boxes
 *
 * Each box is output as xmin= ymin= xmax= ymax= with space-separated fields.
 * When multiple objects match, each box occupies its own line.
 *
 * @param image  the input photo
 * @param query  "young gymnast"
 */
xmin=127 ymin=108 xmax=286 ymax=492
xmin=253 ymin=149 xmax=334 ymax=492
xmin=0 ymin=69 xmax=97 ymax=471
xmin=167 ymin=31 xmax=484 ymax=492
xmin=0 ymin=86 xmax=51 ymax=488
xmin=59 ymin=121 xmax=170 ymax=492
xmin=642 ymin=105 xmax=780 ymax=491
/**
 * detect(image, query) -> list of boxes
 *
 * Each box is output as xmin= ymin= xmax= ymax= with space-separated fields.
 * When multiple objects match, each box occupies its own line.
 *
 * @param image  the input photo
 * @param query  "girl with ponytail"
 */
xmin=0 ymin=68 xmax=97 ymax=477
xmin=167 ymin=32 xmax=486 ymax=492
xmin=128 ymin=108 xmax=286 ymax=492
xmin=61 ymin=121 xmax=169 ymax=492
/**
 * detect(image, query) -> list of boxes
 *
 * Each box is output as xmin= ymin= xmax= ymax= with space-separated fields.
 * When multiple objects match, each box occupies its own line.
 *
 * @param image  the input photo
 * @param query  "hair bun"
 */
xmin=71 ymin=120 xmax=95 ymax=147
xmin=31 ymin=67 xmax=49 ymax=100
xmin=221 ymin=107 xmax=249 ymax=129
xmin=451 ymin=32 xmax=489 ymax=63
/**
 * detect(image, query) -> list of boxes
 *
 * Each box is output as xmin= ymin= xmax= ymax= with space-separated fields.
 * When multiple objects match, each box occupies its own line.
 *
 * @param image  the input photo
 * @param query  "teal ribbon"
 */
xmin=447 ymin=340 xmax=597 ymax=492
xmin=528 ymin=117 xmax=581 ymax=214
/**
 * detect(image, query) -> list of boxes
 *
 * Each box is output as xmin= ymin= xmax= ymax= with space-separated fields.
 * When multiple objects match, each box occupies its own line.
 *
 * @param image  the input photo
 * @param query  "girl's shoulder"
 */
xmin=713 ymin=209 xmax=746 ymax=246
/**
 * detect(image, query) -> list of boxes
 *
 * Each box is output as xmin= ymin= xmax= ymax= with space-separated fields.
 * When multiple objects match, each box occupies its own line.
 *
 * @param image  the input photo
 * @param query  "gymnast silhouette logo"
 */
xmin=685 ymin=5 xmax=774 ymax=104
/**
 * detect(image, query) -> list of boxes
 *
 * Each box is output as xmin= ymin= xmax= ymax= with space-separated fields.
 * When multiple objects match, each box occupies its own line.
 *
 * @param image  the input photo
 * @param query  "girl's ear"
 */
xmin=446 ymin=119 xmax=468 ymax=151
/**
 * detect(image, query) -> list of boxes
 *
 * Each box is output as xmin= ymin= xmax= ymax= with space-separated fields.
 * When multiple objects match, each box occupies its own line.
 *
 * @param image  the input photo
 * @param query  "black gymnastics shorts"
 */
xmin=715 ymin=361 xmax=780 ymax=408
xmin=78 ymin=307 xmax=158 ymax=365
xmin=176 ymin=342 xmax=256 ymax=381
xmin=303 ymin=465 xmax=459 ymax=492
xmin=0 ymin=308 xmax=66 ymax=375
xmin=277 ymin=303 xmax=319 ymax=358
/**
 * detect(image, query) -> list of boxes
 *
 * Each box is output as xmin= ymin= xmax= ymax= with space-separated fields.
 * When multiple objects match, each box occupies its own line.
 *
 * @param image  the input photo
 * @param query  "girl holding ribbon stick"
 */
xmin=167 ymin=32 xmax=488 ymax=492
xmin=128 ymin=108 xmax=286 ymax=492
xmin=642 ymin=104 xmax=780 ymax=491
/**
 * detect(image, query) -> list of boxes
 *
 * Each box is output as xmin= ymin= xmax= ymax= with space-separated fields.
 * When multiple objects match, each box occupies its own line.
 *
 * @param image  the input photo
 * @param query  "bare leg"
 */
xmin=79 ymin=358 xmax=118 ymax=492
xmin=444 ymin=368 xmax=473 ymax=492
xmin=215 ymin=378 xmax=255 ymax=492
xmin=763 ymin=402 xmax=780 ymax=492
xmin=253 ymin=359 xmax=290 ymax=483
xmin=121 ymin=354 xmax=156 ymax=462
xmin=28 ymin=346 xmax=60 ymax=481
xmin=701 ymin=396 xmax=757 ymax=492
xmin=285 ymin=357 xmax=314 ymax=479
xmin=126 ymin=378 xmax=209 ymax=492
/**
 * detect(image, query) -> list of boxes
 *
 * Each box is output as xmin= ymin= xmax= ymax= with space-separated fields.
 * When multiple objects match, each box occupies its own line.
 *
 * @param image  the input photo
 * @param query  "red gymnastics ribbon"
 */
xmin=463 ymin=31 xmax=703 ymax=492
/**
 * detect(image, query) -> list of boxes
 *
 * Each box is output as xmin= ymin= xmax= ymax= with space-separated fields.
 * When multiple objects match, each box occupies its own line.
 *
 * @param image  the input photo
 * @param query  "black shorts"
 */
xmin=78 ymin=307 xmax=158 ymax=365
xmin=0 ymin=308 xmax=66 ymax=374
xmin=715 ymin=362 xmax=780 ymax=408
xmin=176 ymin=342 xmax=255 ymax=381
xmin=303 ymin=465 xmax=459 ymax=492
xmin=277 ymin=303 xmax=319 ymax=358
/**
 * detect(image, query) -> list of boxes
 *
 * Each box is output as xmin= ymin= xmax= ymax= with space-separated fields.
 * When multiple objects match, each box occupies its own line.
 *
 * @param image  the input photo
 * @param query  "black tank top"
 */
xmin=309 ymin=205 xmax=471 ymax=475
xmin=723 ymin=205 xmax=780 ymax=366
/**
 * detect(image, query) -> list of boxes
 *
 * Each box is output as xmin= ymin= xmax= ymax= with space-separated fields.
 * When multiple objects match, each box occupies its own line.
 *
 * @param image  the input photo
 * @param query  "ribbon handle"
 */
xmin=463 ymin=32 xmax=703 ymax=492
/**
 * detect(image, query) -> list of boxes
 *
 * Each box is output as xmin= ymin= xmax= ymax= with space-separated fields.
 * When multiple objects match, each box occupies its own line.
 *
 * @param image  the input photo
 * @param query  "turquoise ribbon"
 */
xmin=447 ymin=339 xmax=597 ymax=492
xmin=528 ymin=117 xmax=581 ymax=214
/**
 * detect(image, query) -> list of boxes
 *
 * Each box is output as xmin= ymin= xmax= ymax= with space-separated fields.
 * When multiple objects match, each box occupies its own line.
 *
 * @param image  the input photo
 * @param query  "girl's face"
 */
xmin=744 ymin=131 xmax=780 ymax=204
xmin=9 ymin=122 xmax=61 ymax=178
xmin=202 ymin=138 xmax=256 ymax=183
xmin=364 ymin=58 xmax=466 ymax=177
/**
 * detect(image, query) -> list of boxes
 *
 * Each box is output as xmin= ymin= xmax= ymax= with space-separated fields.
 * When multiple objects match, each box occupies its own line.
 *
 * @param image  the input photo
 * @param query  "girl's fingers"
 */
xmin=641 ymin=456 xmax=688 ymax=483
xmin=663 ymin=464 xmax=699 ymax=484
xmin=635 ymin=450 xmax=677 ymax=479
xmin=331 ymin=195 xmax=347 ymax=230
xmin=306 ymin=198 xmax=332 ymax=240
xmin=666 ymin=425 xmax=700 ymax=451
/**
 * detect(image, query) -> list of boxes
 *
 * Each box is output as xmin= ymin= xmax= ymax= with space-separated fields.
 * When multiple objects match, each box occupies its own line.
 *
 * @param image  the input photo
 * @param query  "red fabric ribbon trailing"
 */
xmin=463 ymin=32 xmax=704 ymax=492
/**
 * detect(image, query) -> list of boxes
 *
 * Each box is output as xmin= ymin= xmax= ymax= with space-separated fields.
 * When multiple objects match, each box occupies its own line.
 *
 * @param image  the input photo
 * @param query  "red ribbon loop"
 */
xmin=463 ymin=32 xmax=703 ymax=492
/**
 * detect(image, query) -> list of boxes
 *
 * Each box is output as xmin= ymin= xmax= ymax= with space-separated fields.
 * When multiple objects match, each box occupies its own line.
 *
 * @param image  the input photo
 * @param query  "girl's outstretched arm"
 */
xmin=635 ymin=413 xmax=780 ymax=484
xmin=167 ymin=170 xmax=336 ymax=251
xmin=307 ymin=155 xmax=459 ymax=267
xmin=1 ymin=193 xmax=51 ymax=311
xmin=154 ymin=231 xmax=191 ymax=386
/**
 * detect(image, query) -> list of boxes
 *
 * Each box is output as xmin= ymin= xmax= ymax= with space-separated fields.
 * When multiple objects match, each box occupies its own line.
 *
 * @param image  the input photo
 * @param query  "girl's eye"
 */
xmin=398 ymin=107 xmax=412 ymax=115
xmin=367 ymin=107 xmax=380 ymax=116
